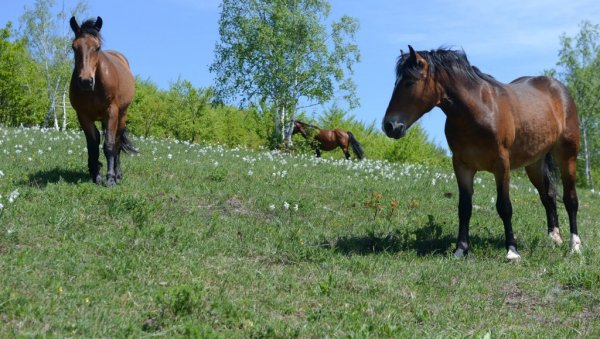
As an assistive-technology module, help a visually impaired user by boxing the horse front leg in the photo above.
[78,115,102,184]
[103,105,119,187]
[453,157,475,258]
[494,157,520,260]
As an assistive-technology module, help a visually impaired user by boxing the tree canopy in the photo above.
[210,0,360,144]
[551,21,600,188]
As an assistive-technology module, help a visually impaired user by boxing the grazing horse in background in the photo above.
[382,46,581,260]
[69,16,136,186]
[292,120,364,160]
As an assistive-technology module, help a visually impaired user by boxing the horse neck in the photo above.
[435,69,494,118]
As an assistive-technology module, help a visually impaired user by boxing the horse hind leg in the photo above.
[525,155,562,246]
[114,129,123,183]
[342,146,351,160]
[339,139,351,160]
[555,145,581,253]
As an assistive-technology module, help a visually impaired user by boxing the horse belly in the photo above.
[510,107,563,167]
[509,130,558,168]
[318,140,338,151]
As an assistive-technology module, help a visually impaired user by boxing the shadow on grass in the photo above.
[323,217,505,257]
[19,167,89,187]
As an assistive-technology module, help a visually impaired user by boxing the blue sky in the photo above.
[2,0,600,150]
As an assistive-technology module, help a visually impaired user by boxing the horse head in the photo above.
[382,45,440,139]
[70,16,103,91]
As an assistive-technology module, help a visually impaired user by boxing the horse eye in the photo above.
[405,80,415,88]
[95,46,100,52]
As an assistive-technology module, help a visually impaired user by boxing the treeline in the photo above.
[127,77,448,167]
[0,14,448,167]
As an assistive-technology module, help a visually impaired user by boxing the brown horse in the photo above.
[292,120,364,160]
[382,46,581,260]
[69,16,136,186]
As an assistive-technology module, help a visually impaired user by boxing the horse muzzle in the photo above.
[382,118,407,139]
[78,76,95,91]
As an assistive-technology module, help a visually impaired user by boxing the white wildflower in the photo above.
[269,204,276,210]
[283,201,290,210]
[167,154,173,159]
[293,204,299,211]
[247,170,253,176]
[8,189,19,203]
[0,170,4,177]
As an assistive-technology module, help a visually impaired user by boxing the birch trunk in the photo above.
[61,86,67,130]
[582,125,594,189]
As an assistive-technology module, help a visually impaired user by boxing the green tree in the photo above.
[210,0,360,146]
[552,21,600,189]
[165,79,212,142]
[18,0,88,130]
[127,77,169,138]
[0,22,46,126]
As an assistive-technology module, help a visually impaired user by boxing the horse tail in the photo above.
[121,128,138,154]
[347,132,364,160]
[544,152,560,199]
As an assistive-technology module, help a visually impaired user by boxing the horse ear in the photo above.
[94,16,103,31]
[408,45,416,59]
[69,16,80,35]
[408,45,426,69]
[400,49,405,58]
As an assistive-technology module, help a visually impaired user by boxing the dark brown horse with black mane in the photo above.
[382,46,581,260]
[292,120,364,160]
[69,16,136,186]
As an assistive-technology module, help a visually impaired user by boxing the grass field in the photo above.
[1,126,599,337]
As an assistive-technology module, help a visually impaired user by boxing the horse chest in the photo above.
[445,119,499,171]
[70,89,112,120]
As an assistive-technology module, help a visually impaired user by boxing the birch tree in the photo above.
[18,0,88,130]
[210,0,360,146]
[554,21,600,189]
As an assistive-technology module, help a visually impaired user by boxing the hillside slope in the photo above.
[1,126,599,337]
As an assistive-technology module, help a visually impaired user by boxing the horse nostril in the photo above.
[78,77,94,90]
[384,121,394,134]
[383,119,406,139]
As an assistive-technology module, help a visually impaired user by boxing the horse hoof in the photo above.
[506,247,521,261]
[453,247,468,258]
[106,178,117,187]
[548,228,563,246]
[570,234,582,254]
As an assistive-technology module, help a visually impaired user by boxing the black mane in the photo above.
[79,19,102,39]
[396,48,500,86]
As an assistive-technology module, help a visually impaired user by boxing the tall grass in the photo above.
[1,126,599,337]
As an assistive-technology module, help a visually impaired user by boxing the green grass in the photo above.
[1,126,599,337]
